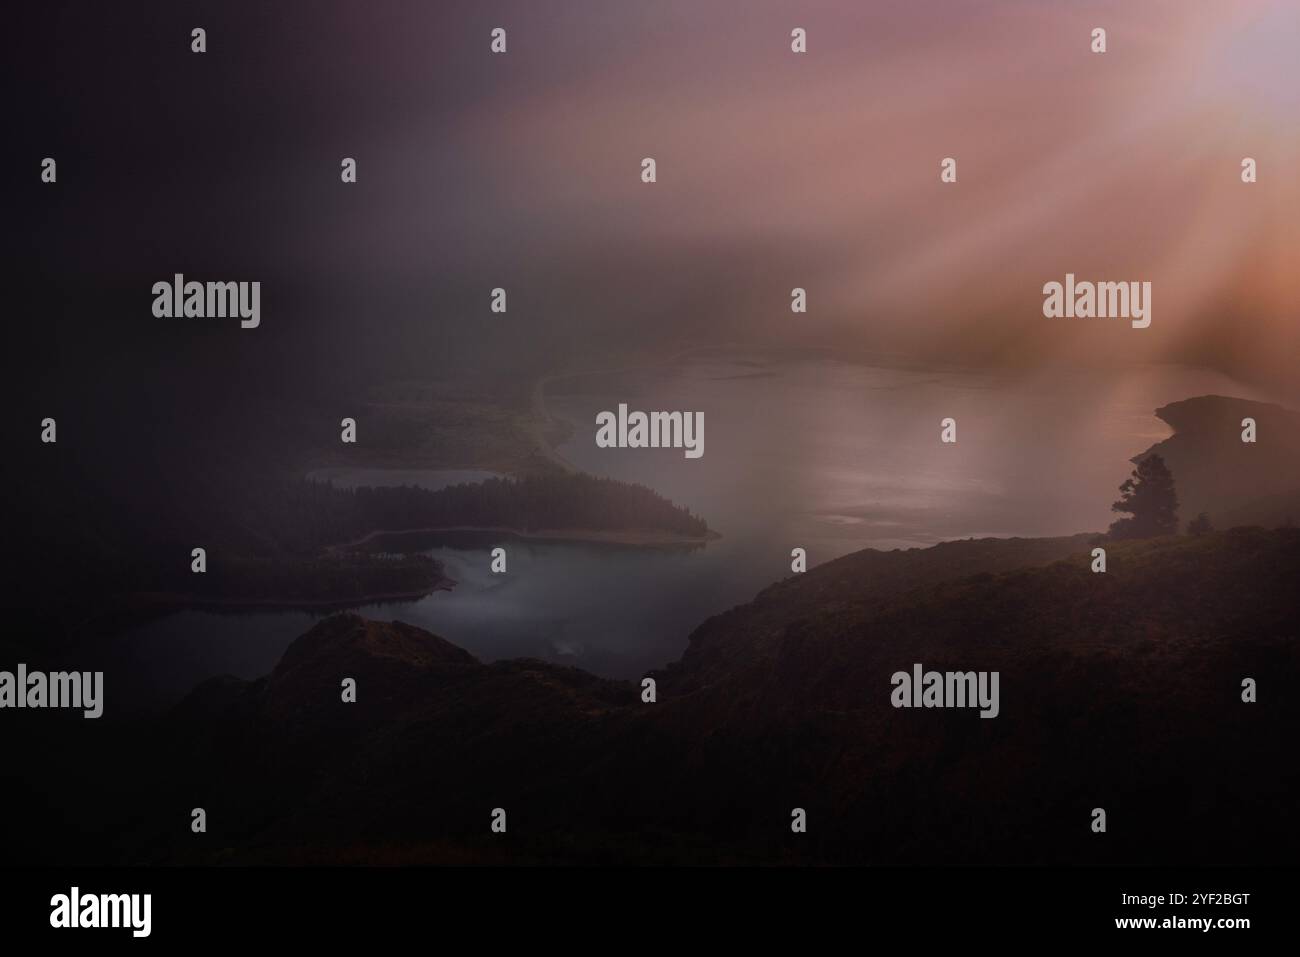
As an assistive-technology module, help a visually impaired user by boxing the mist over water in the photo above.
[103,354,1273,703]
[549,353,1273,551]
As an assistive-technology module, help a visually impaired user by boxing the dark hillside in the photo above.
[13,528,1297,865]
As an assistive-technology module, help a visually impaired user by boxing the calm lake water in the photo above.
[101,353,1273,708]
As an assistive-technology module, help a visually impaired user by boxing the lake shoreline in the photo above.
[78,574,456,633]
[93,521,719,626]
[334,524,722,552]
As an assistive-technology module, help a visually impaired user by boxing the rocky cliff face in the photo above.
[1138,395,1300,526]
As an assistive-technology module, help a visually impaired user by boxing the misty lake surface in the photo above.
[106,352,1274,707]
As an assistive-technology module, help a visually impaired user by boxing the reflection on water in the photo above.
[106,354,1273,705]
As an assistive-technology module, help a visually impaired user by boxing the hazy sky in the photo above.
[436,0,1299,387]
[12,0,1300,404]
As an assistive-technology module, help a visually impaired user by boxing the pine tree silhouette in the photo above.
[1108,453,1179,539]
